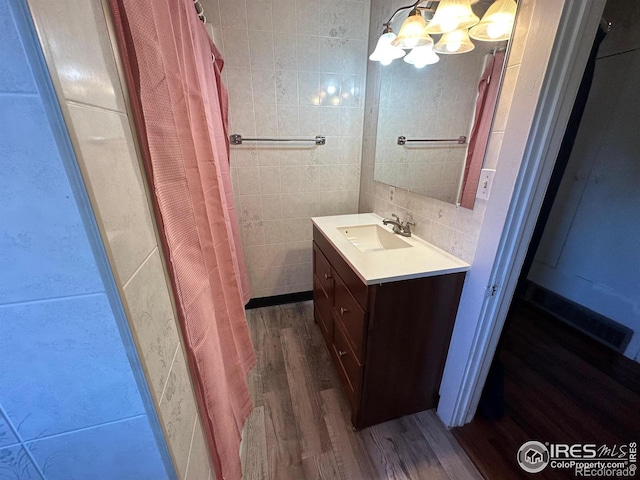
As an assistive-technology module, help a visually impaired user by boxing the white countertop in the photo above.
[312,213,470,285]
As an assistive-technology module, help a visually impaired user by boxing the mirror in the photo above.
[371,0,515,208]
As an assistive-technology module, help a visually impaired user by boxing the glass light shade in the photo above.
[404,45,440,68]
[391,11,432,49]
[469,0,517,41]
[369,32,406,65]
[433,29,475,54]
[424,0,479,35]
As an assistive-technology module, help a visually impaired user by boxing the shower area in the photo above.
[2,0,254,478]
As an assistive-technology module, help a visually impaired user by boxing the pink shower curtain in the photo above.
[460,52,505,209]
[108,1,254,478]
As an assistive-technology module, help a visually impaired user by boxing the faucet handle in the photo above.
[404,221,415,235]
[391,213,400,223]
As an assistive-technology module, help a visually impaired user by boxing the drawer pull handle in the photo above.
[340,307,349,315]
[324,273,332,280]
[338,350,347,357]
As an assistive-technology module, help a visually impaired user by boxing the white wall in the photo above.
[202,0,370,298]
[528,0,640,360]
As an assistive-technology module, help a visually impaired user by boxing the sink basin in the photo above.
[337,224,412,253]
[313,214,470,284]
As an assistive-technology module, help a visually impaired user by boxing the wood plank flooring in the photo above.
[241,301,482,480]
[452,302,640,480]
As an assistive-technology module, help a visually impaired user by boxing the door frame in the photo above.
[437,0,607,427]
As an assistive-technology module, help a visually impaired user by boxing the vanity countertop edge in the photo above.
[311,213,470,285]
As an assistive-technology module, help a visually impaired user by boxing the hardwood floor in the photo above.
[241,301,482,480]
[452,302,640,480]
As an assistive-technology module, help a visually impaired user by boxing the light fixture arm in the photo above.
[382,1,436,30]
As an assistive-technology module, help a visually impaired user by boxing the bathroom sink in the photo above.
[337,224,412,253]
[313,214,470,284]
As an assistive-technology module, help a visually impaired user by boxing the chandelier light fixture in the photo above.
[368,27,407,65]
[433,28,475,54]
[369,0,517,67]
[424,0,479,35]
[469,0,517,41]
[391,8,433,49]
[403,44,440,68]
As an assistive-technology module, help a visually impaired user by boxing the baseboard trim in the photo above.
[245,291,313,310]
[524,281,633,353]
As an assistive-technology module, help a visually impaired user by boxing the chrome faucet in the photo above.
[382,214,415,237]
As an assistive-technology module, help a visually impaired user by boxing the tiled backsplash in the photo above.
[204,0,370,298]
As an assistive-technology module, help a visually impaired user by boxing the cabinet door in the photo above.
[313,243,334,347]
[332,274,367,364]
[313,242,334,297]
[331,315,363,414]
[313,275,333,346]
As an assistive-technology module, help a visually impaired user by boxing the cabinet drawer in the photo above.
[313,228,368,309]
[333,275,366,363]
[313,275,333,347]
[332,317,362,413]
[313,243,334,297]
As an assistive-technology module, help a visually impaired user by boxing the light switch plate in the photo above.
[476,168,496,200]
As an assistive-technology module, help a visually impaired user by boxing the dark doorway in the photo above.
[453,2,640,478]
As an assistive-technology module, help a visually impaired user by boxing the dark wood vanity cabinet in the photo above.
[312,225,465,429]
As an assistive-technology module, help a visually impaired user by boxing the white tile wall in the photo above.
[29,0,214,477]
[204,0,370,298]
